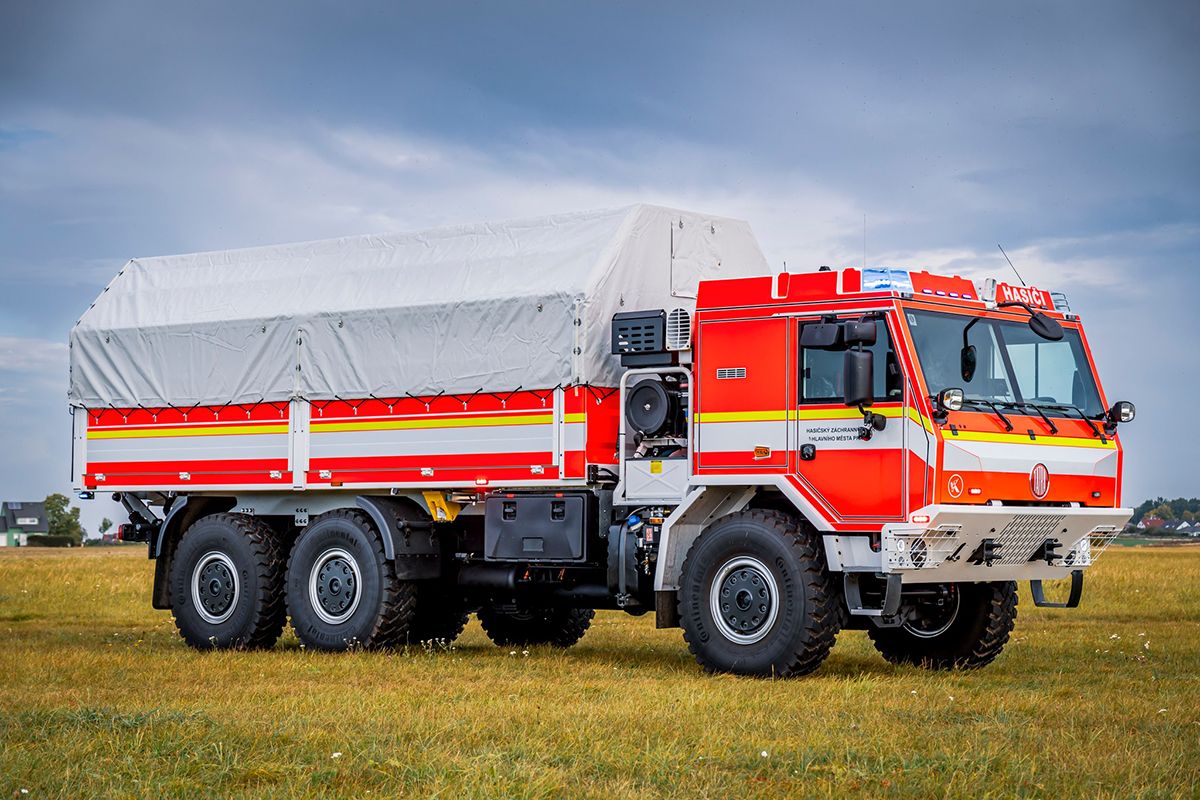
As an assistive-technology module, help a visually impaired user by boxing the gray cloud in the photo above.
[0,1,1196,529]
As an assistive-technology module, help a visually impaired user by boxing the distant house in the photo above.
[0,501,49,547]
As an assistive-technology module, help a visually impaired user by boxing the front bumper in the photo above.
[824,504,1131,584]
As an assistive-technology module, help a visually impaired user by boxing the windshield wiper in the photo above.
[961,398,1014,432]
[1039,403,1107,442]
[998,401,1059,435]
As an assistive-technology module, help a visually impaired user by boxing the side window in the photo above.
[800,319,902,403]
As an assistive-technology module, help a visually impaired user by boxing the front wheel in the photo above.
[678,510,840,677]
[868,581,1018,670]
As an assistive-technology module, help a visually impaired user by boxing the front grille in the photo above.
[994,513,1067,564]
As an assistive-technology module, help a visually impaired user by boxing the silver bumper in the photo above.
[824,505,1131,584]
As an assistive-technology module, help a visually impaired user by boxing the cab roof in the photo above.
[697,267,1067,315]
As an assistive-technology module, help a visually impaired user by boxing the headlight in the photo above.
[938,387,964,412]
[1110,400,1135,423]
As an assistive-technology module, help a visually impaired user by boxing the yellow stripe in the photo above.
[904,406,937,435]
[311,413,554,433]
[947,429,1116,449]
[694,410,791,423]
[697,407,917,424]
[87,423,288,440]
[564,413,587,424]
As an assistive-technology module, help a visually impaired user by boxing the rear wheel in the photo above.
[868,581,1018,670]
[678,509,839,677]
[169,513,286,650]
[286,510,416,650]
[478,605,594,648]
[408,585,469,646]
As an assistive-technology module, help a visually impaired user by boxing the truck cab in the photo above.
[613,266,1132,674]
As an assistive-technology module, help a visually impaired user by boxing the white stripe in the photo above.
[88,434,288,461]
[943,440,1118,477]
[563,423,585,451]
[310,423,554,458]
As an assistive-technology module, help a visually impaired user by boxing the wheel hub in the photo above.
[309,548,362,625]
[191,551,240,625]
[709,556,780,645]
[902,585,961,639]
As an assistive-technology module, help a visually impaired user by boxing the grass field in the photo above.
[1,547,1198,798]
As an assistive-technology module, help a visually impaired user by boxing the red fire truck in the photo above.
[71,205,1135,676]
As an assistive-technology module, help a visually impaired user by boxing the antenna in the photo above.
[997,244,1026,286]
[863,214,867,270]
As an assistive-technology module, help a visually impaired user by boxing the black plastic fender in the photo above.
[355,496,441,579]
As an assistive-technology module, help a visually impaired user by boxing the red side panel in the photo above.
[84,403,292,489]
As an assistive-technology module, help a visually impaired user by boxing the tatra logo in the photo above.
[1030,463,1050,499]
[947,474,964,498]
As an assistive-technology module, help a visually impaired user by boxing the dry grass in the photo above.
[1,546,1198,798]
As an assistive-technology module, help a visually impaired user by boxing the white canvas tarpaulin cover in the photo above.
[69,205,770,408]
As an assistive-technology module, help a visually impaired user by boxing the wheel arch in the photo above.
[151,495,237,609]
[654,477,832,595]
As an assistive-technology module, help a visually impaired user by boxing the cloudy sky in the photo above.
[1,2,1197,533]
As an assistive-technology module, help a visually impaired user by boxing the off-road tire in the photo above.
[286,509,417,651]
[678,509,840,678]
[868,581,1018,670]
[169,513,286,650]
[408,585,470,646]
[477,606,594,648]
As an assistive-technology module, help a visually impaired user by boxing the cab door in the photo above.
[695,316,790,472]
[793,315,906,521]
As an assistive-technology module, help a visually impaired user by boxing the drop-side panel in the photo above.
[81,404,293,490]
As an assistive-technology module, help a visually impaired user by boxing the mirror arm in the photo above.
[962,316,981,350]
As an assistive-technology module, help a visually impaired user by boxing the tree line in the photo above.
[1131,497,1200,525]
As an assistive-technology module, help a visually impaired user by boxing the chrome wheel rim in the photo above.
[309,547,362,625]
[709,556,779,645]
[192,551,239,624]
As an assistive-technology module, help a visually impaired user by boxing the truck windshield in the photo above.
[905,309,1104,418]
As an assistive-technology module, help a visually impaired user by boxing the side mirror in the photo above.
[800,322,844,350]
[960,344,977,382]
[842,319,877,346]
[1029,312,1064,342]
[843,348,874,407]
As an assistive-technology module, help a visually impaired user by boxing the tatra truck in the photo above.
[70,205,1136,677]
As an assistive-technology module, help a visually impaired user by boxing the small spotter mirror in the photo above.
[1029,311,1064,342]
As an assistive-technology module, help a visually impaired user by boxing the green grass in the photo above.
[1,547,1198,798]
